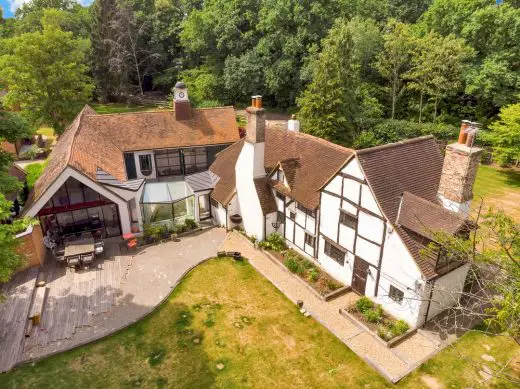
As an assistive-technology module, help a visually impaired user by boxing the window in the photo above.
[155,149,182,176]
[183,147,207,174]
[139,154,153,176]
[297,203,316,218]
[289,211,296,220]
[389,285,404,304]
[324,240,345,265]
[277,169,285,182]
[277,211,285,223]
[210,197,219,208]
[275,191,285,201]
[339,210,357,229]
[305,233,315,248]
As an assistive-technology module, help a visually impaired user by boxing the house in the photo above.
[22,82,240,238]
[209,96,482,327]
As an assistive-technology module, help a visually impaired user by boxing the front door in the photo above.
[198,194,211,220]
[352,256,369,295]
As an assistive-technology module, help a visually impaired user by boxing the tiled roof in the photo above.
[265,128,353,209]
[356,136,469,279]
[25,105,239,214]
[279,158,300,189]
[254,177,278,215]
[209,126,354,210]
[209,139,244,205]
[397,191,468,240]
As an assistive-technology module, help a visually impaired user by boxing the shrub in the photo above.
[391,320,409,336]
[377,325,393,341]
[184,218,198,230]
[259,233,287,252]
[284,257,300,274]
[301,258,315,270]
[25,161,48,190]
[143,224,167,242]
[308,268,320,282]
[355,296,373,314]
[363,308,382,323]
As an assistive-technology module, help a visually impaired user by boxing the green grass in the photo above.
[473,165,520,221]
[0,258,518,388]
[90,103,163,114]
[474,165,520,199]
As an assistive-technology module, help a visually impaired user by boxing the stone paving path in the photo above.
[220,231,440,382]
[20,227,227,363]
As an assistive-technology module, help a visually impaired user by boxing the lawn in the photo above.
[0,258,518,388]
[90,103,164,114]
[472,164,520,221]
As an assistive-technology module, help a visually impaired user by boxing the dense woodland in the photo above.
[0,1,519,154]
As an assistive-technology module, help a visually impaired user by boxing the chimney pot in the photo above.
[458,120,470,144]
[251,96,257,108]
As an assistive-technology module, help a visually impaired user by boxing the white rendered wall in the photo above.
[376,225,425,326]
[438,194,471,215]
[212,202,227,228]
[424,263,470,323]
[235,142,266,240]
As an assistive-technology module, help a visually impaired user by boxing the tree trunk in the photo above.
[419,90,423,123]
[391,74,397,120]
[433,95,438,123]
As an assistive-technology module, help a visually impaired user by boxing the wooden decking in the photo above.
[0,268,38,373]
[24,241,133,351]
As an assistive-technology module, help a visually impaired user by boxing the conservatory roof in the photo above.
[141,179,194,204]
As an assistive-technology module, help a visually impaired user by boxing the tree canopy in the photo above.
[0,9,94,135]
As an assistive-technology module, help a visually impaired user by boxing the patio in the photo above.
[0,227,228,369]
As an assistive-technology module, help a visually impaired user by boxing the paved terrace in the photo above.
[220,231,442,383]
[0,228,227,371]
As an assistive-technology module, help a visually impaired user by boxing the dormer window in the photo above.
[139,154,153,176]
[277,169,285,183]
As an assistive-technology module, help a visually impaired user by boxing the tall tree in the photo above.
[297,18,360,145]
[0,9,94,135]
[106,1,161,96]
[407,32,473,122]
[374,20,414,119]
[486,103,520,166]
[90,0,119,101]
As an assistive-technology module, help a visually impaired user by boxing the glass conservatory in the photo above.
[141,180,195,227]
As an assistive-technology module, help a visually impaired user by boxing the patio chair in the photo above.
[67,255,80,267]
[54,254,66,264]
[94,241,104,255]
[81,253,94,266]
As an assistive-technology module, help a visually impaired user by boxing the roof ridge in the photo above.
[66,105,95,166]
[268,126,354,154]
[86,105,235,117]
[356,135,435,155]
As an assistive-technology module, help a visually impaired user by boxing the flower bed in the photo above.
[139,219,199,246]
[346,296,410,342]
[259,233,344,296]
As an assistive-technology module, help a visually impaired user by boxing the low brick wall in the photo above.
[15,224,46,271]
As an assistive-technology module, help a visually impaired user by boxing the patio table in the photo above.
[64,237,95,258]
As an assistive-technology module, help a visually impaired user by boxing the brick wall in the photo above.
[16,224,46,271]
[438,143,483,204]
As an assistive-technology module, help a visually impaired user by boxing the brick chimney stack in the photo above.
[174,81,192,120]
[245,95,266,144]
[437,120,483,214]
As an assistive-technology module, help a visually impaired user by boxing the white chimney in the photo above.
[288,114,300,132]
